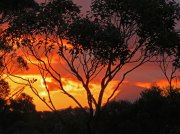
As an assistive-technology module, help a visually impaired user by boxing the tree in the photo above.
[2,0,180,133]
[65,0,180,118]
[3,0,81,112]
[10,93,36,113]
[0,0,36,78]
[0,0,36,103]
[0,79,10,112]
[0,79,36,113]
[0,0,38,24]
[158,54,179,94]
[0,79,10,99]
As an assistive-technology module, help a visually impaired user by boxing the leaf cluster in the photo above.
[92,0,180,66]
[66,18,130,64]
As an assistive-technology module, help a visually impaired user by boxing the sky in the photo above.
[5,0,179,111]
[9,47,178,111]
[9,46,179,111]
[37,0,91,11]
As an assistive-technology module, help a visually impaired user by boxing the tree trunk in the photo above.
[86,110,102,134]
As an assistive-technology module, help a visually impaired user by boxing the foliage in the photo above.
[0,0,38,23]
[0,87,180,134]
[92,0,180,67]
[10,93,36,113]
[65,18,129,64]
[0,79,10,99]
[0,1,33,117]
[0,77,36,113]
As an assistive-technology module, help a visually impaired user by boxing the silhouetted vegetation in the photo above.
[0,86,180,134]
[0,0,180,133]
[0,79,37,134]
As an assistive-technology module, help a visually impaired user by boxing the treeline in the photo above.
[0,86,180,134]
[0,79,36,113]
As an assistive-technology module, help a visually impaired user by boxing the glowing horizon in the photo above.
[3,40,179,111]
[5,70,180,111]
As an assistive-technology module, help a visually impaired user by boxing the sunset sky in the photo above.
[5,0,180,111]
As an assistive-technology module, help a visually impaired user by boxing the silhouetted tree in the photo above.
[1,0,180,133]
[0,79,10,112]
[0,98,6,112]
[0,78,36,114]
[3,0,81,112]
[0,0,38,24]
[158,54,179,94]
[0,79,10,99]
[0,0,33,107]
[135,86,180,134]
[10,93,36,113]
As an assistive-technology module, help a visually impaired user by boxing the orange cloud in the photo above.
[5,73,119,111]
[5,36,179,111]
[136,79,180,89]
[136,82,152,89]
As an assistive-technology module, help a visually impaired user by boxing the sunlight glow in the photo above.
[39,91,48,97]
[136,80,180,89]
[5,74,119,111]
